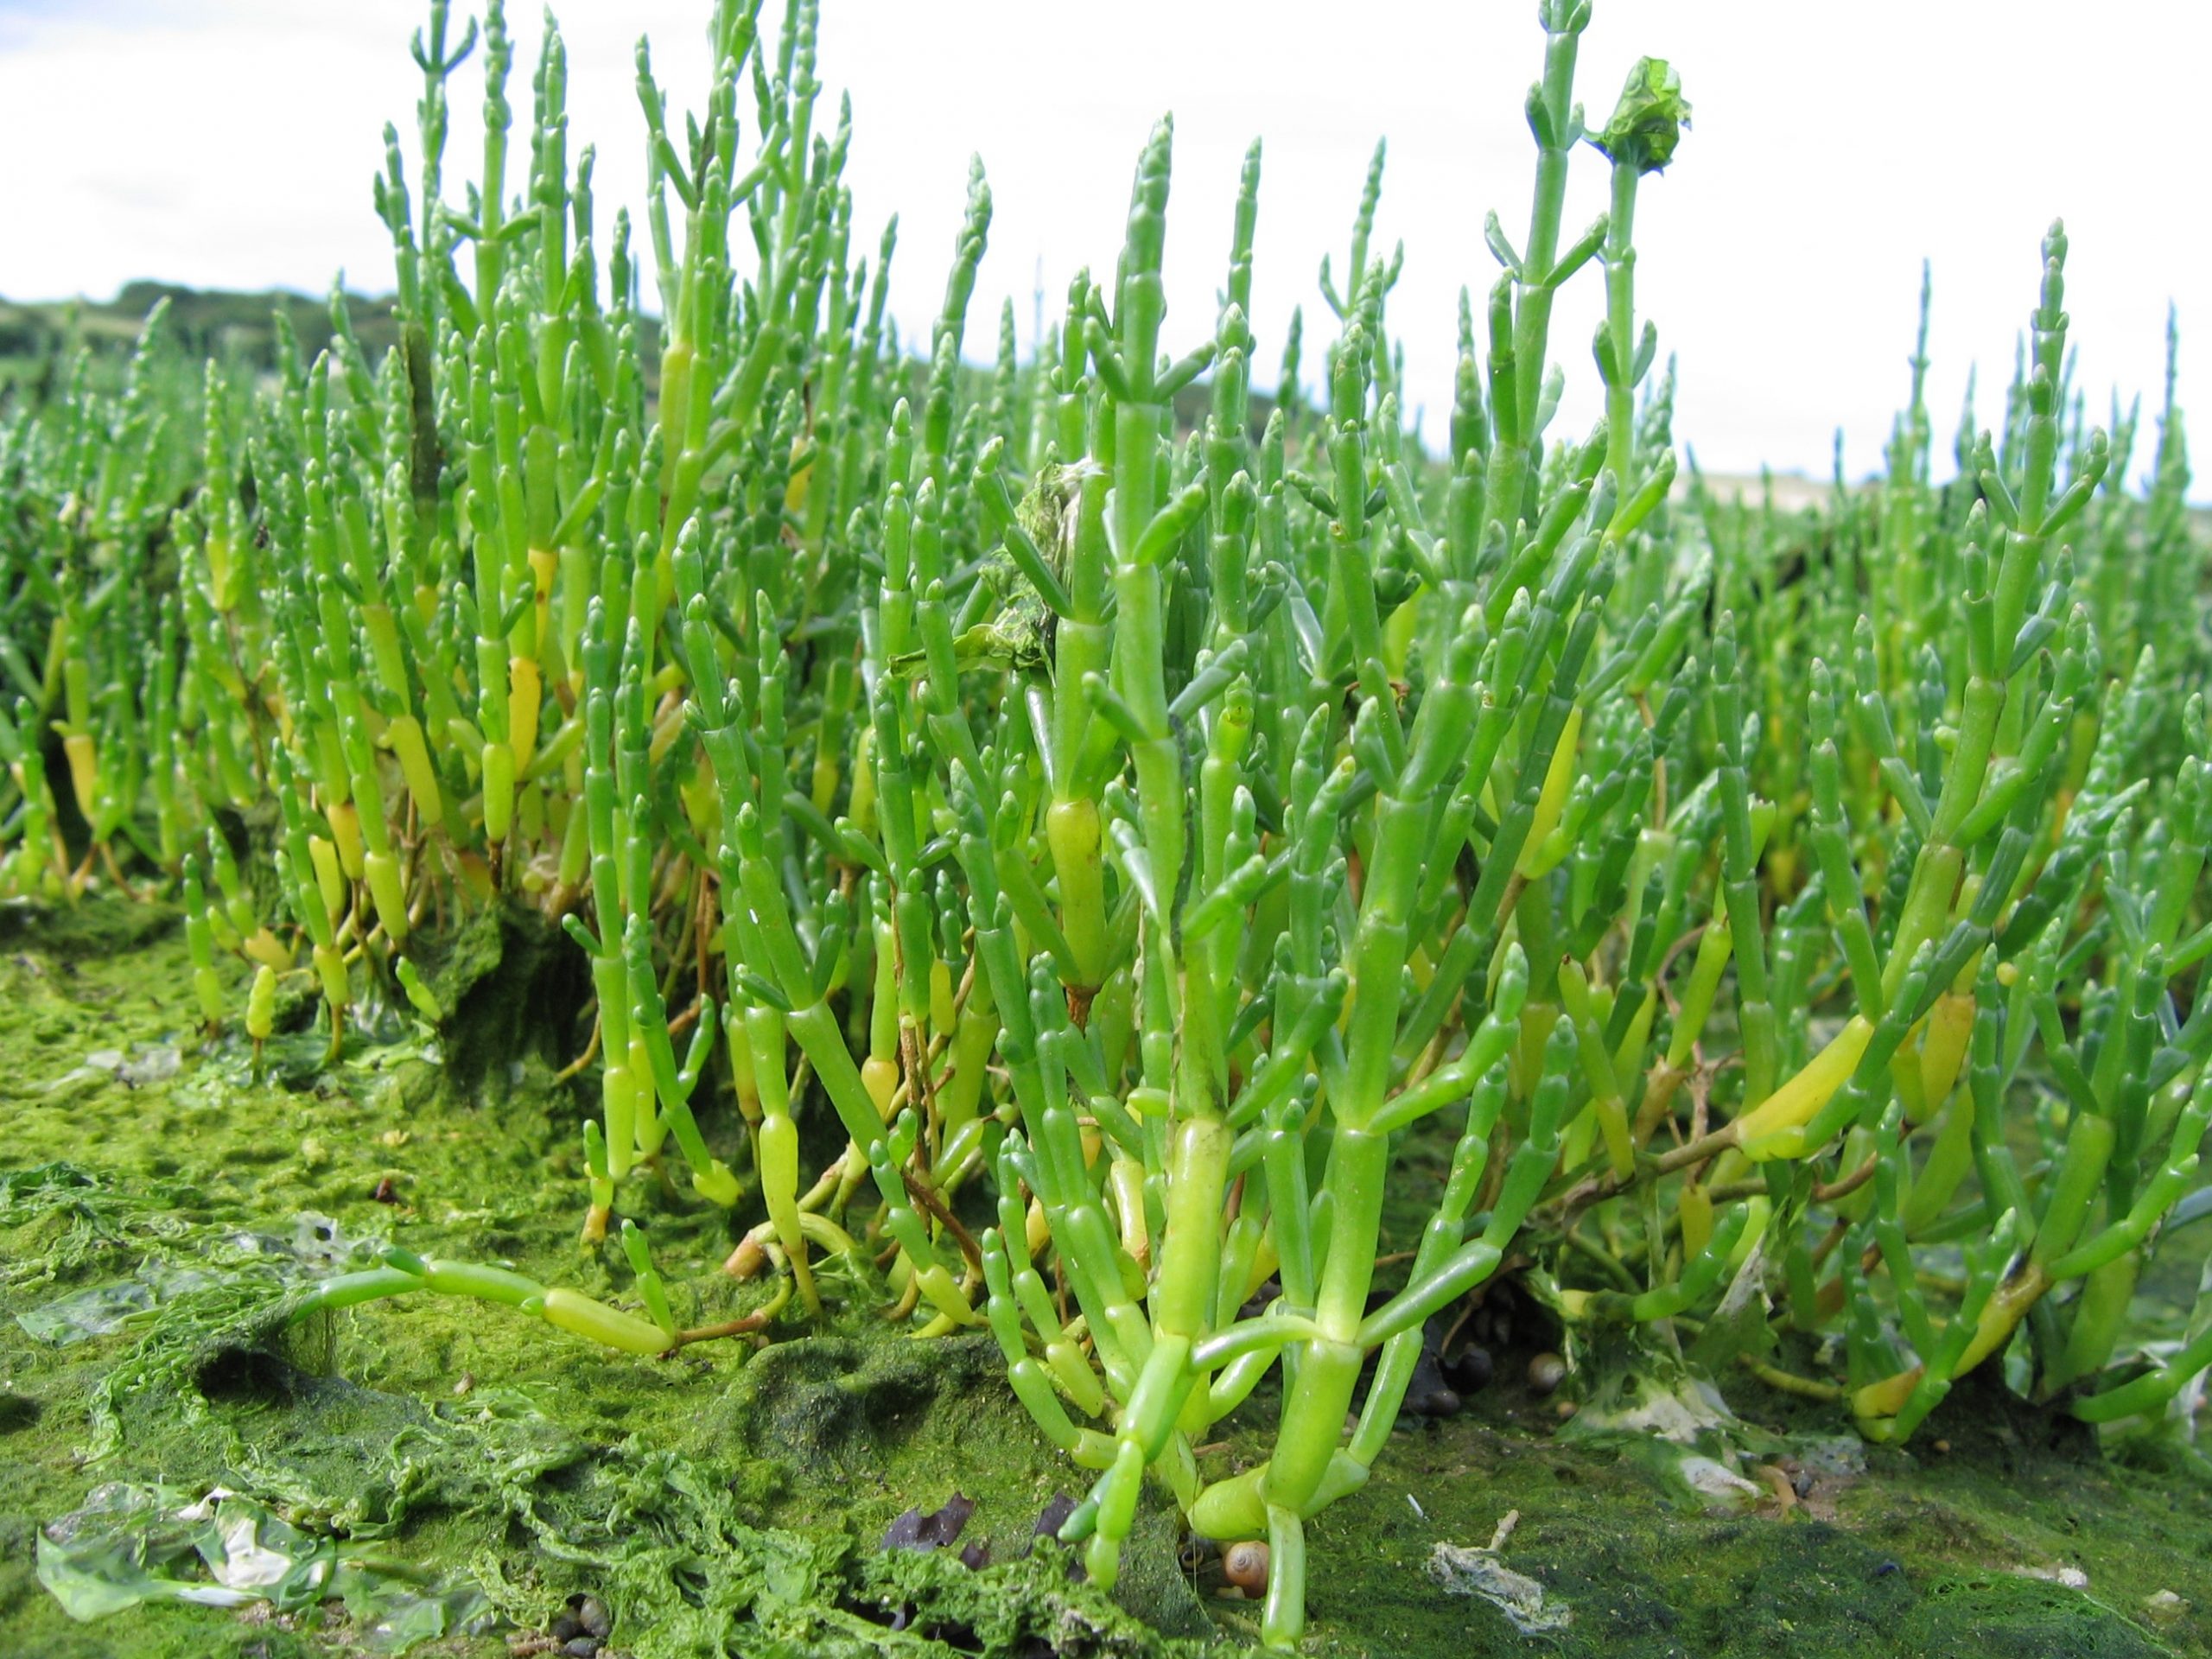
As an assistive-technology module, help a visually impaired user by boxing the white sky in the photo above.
[2,0,2208,490]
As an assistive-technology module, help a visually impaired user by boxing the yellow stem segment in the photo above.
[1732,1014,1874,1160]
[1516,706,1584,880]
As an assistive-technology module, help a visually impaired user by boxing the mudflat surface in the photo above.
[1,898,2206,1657]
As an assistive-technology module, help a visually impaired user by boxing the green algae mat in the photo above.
[3,899,2206,1659]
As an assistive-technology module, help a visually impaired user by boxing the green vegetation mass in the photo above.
[1,0,2209,1652]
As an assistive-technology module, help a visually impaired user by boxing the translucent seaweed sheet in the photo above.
[37,1482,492,1650]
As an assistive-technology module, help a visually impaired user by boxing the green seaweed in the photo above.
[3,902,2207,1657]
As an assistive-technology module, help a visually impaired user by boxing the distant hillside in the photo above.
[0,282,401,391]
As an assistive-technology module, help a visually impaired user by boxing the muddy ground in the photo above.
[1,897,2205,1658]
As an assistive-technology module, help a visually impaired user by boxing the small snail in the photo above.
[1223,1540,1271,1595]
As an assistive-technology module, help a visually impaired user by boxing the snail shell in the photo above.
[1223,1540,1271,1594]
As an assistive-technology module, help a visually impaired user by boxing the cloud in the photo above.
[1,0,2204,488]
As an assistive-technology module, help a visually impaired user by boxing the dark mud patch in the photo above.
[408,899,592,1098]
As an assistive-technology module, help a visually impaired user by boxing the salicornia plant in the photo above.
[1,0,2209,1646]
